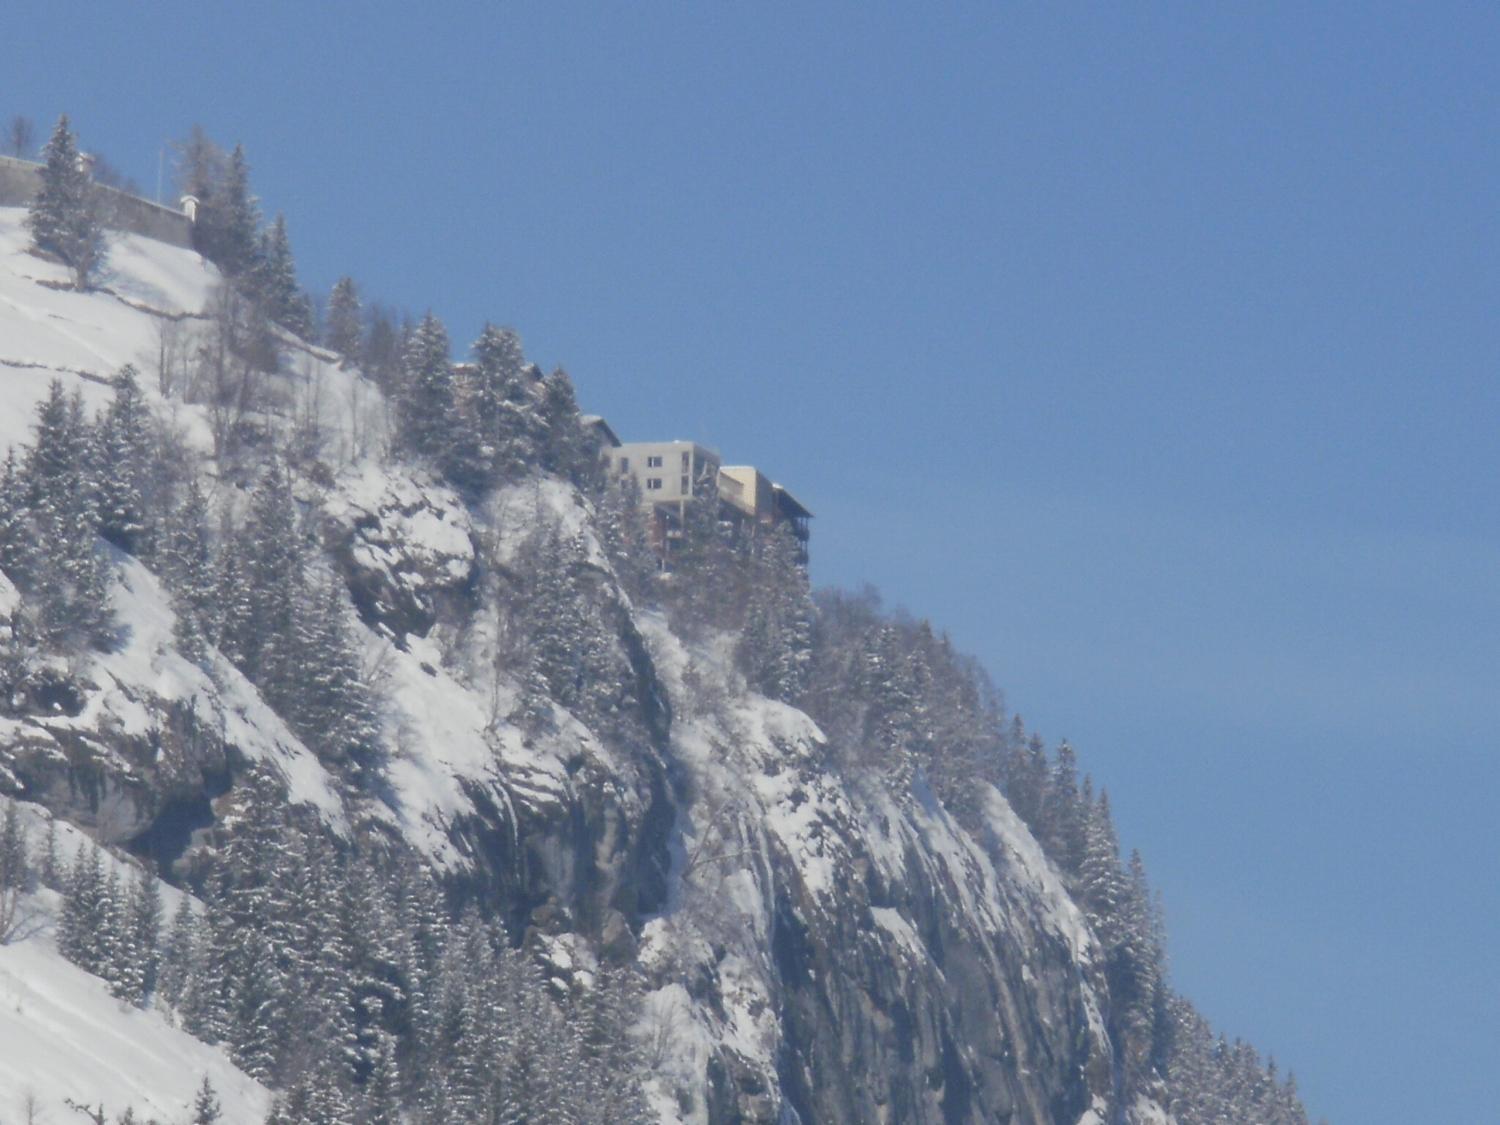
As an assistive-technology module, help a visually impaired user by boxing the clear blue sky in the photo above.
[12,4,1500,1120]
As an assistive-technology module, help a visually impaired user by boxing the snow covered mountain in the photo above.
[0,203,1308,1124]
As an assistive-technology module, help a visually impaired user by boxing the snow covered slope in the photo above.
[0,207,380,467]
[0,208,211,448]
[0,935,270,1124]
[0,806,268,1123]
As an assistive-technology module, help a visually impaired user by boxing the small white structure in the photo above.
[179,194,200,223]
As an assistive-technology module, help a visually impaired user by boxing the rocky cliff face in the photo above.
[308,464,1133,1123]
[0,208,1163,1124]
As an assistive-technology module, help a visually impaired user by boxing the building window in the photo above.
[680,475,690,493]
[647,455,663,468]
[619,457,629,472]
[681,451,690,469]
[646,478,663,490]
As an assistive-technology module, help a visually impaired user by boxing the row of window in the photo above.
[618,451,697,499]
[619,452,693,472]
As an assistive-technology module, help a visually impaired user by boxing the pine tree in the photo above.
[361,1033,402,1124]
[853,624,923,795]
[60,840,108,974]
[1080,791,1129,948]
[396,313,456,469]
[253,214,313,337]
[459,323,534,487]
[537,366,592,486]
[274,833,353,1065]
[391,857,445,1086]
[667,463,739,629]
[739,524,813,702]
[1045,741,1088,878]
[27,380,86,504]
[178,904,221,1042]
[216,144,262,279]
[520,527,589,712]
[336,855,404,1081]
[102,863,144,1002]
[575,963,651,1121]
[292,579,380,782]
[0,799,29,893]
[178,126,229,262]
[162,475,218,661]
[1113,847,1167,1083]
[95,365,155,554]
[228,927,284,1081]
[195,772,296,1053]
[234,457,305,700]
[360,305,406,395]
[290,1061,356,1125]
[213,519,255,670]
[38,815,59,889]
[159,892,197,1009]
[25,381,111,650]
[127,867,162,1003]
[0,448,36,588]
[434,908,493,1119]
[1001,724,1050,833]
[26,114,106,287]
[189,1076,222,1125]
[595,472,655,599]
[324,277,362,360]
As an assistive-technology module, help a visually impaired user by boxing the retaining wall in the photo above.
[0,154,193,249]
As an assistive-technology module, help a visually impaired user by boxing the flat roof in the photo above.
[771,484,813,519]
[581,414,621,447]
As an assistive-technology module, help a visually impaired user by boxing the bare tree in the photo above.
[289,353,327,464]
[680,794,754,883]
[63,1100,107,1125]
[152,317,190,397]
[345,363,371,464]
[0,881,21,942]
[87,154,140,196]
[641,988,695,1070]
[189,285,279,458]
[6,115,35,158]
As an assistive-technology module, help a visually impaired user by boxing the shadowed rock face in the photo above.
[439,720,1115,1123]
[322,470,479,644]
[1,687,232,849]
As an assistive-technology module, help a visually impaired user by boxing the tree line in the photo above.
[2,791,650,1125]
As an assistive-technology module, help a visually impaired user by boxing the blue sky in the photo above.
[10,3,1500,1119]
